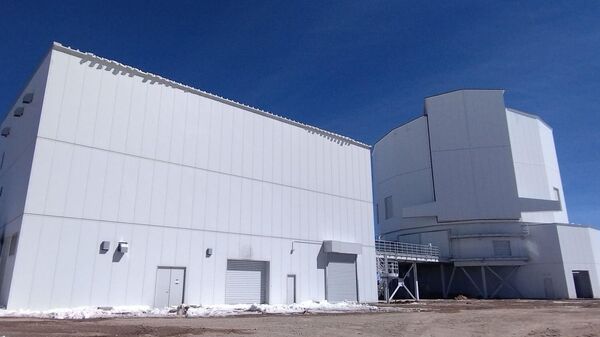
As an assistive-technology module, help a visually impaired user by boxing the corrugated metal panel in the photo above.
[225,260,268,304]
[326,253,357,302]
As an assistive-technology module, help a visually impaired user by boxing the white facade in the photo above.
[0,43,377,310]
[373,89,599,299]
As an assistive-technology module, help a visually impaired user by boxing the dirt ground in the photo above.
[1,299,599,337]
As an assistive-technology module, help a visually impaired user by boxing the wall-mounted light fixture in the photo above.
[117,242,129,253]
[100,241,110,253]
[206,248,213,257]
[1,127,11,137]
[13,107,24,117]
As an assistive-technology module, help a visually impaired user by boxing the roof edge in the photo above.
[424,88,505,100]
[506,107,552,130]
[51,42,370,149]
[373,115,427,147]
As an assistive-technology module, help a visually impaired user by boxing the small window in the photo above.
[384,196,394,220]
[493,240,512,257]
[22,93,34,104]
[0,186,3,197]
[8,233,19,256]
[375,204,379,224]
[0,152,4,169]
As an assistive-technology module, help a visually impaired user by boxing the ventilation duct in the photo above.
[13,107,24,117]
[22,93,34,104]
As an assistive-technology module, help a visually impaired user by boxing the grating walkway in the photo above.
[375,240,440,262]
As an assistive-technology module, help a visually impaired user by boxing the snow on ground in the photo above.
[186,301,379,317]
[0,301,380,320]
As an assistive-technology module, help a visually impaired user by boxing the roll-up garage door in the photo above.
[326,253,358,302]
[225,260,268,304]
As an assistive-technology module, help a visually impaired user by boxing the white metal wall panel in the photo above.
[425,90,521,222]
[326,253,358,302]
[225,260,268,304]
[5,46,378,310]
[507,110,569,223]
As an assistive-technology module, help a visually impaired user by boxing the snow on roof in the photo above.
[51,42,369,149]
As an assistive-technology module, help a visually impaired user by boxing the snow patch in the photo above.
[186,301,378,317]
[0,301,378,320]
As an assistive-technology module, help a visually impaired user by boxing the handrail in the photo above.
[375,239,440,260]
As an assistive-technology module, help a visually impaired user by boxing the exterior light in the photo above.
[100,241,110,253]
[117,242,129,253]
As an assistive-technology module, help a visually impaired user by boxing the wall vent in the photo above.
[22,93,34,104]
[1,127,10,137]
[493,240,512,257]
[13,107,24,117]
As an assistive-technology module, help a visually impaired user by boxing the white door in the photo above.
[225,260,268,304]
[169,268,185,306]
[326,253,358,302]
[154,267,185,308]
[286,275,296,304]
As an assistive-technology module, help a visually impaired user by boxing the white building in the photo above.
[0,43,377,310]
[373,89,600,299]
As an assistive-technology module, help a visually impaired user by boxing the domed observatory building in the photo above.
[373,89,600,299]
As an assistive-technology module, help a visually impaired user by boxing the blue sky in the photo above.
[1,1,598,226]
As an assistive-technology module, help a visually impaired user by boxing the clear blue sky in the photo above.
[1,1,598,226]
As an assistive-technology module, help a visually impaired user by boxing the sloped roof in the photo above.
[52,42,369,148]
[506,107,552,130]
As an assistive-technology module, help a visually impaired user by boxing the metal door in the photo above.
[286,275,296,304]
[573,270,593,298]
[225,260,268,304]
[169,268,185,306]
[543,277,555,299]
[154,267,185,308]
[326,253,358,302]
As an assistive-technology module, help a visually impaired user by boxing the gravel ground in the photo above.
[0,299,599,337]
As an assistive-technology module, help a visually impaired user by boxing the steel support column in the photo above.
[413,262,420,301]
[384,255,390,302]
[388,263,416,301]
[440,264,447,299]
[481,266,488,299]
